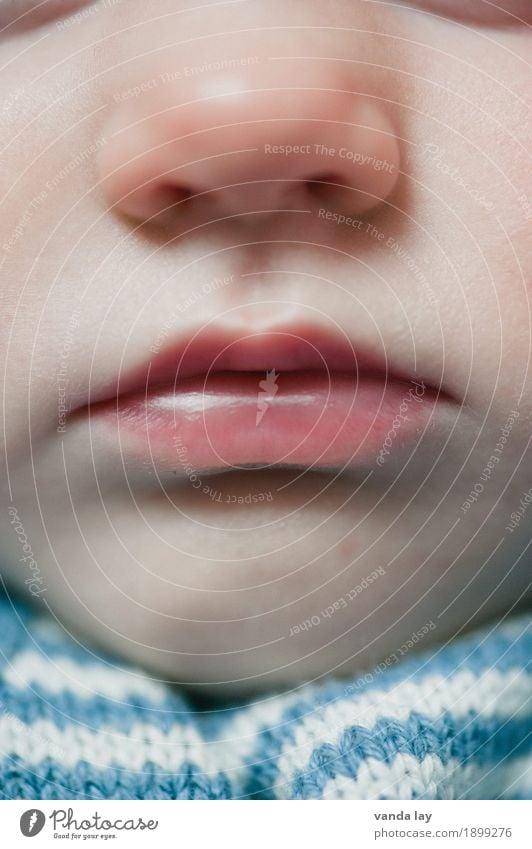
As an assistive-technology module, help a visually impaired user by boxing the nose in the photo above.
[99,65,401,227]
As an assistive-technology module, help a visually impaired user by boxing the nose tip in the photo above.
[99,70,401,226]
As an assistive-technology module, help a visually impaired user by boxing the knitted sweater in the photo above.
[0,593,530,800]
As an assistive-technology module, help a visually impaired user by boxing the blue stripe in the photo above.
[0,757,234,800]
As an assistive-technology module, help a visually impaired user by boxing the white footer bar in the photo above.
[1,799,530,848]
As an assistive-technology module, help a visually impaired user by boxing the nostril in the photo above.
[306,173,344,200]
[166,184,194,204]
[148,183,194,219]
[307,173,342,188]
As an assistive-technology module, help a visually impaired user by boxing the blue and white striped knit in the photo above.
[0,592,530,800]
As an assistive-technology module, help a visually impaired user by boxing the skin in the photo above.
[0,0,531,695]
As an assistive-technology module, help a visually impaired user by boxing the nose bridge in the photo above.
[161,71,361,179]
[109,61,356,157]
[99,48,401,223]
[186,76,347,144]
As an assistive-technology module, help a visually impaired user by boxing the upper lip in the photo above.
[96,321,417,403]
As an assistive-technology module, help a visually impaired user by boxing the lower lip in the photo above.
[95,371,434,471]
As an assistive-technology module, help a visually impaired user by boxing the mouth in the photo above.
[84,323,443,474]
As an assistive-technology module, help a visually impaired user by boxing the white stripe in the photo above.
[274,668,532,795]
[322,753,454,800]
[0,715,222,775]
[4,650,171,703]
[0,695,306,777]
[2,649,304,777]
[4,643,302,757]
[0,706,303,782]
[316,752,532,800]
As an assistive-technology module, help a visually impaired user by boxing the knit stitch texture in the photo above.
[0,593,530,800]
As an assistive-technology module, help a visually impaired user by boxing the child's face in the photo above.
[1,0,531,693]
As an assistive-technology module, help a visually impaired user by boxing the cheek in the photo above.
[494,210,532,318]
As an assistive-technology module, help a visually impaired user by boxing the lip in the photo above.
[86,323,441,473]
[115,324,384,394]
